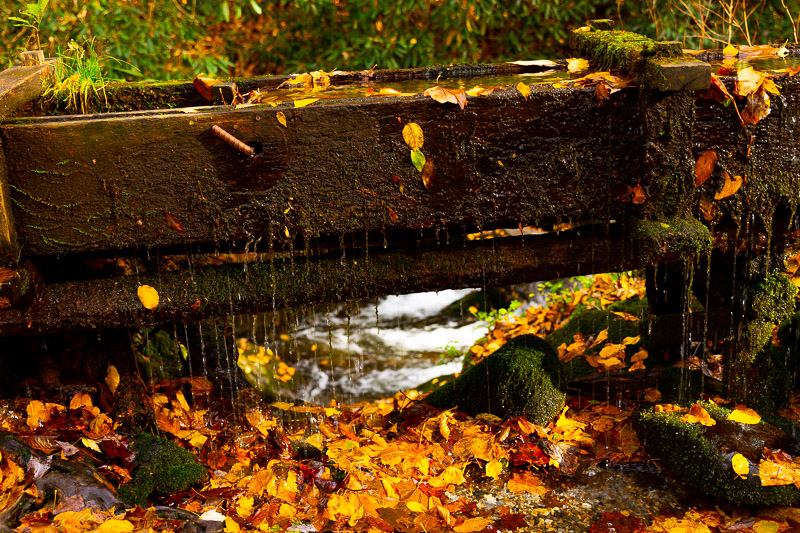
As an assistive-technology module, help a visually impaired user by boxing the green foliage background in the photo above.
[1,0,797,81]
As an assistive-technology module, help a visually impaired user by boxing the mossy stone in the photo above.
[118,433,207,508]
[424,334,565,425]
[546,303,647,380]
[634,403,800,506]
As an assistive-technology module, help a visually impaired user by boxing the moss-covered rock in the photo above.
[728,272,798,406]
[546,302,648,380]
[423,334,565,425]
[634,402,800,506]
[118,433,207,508]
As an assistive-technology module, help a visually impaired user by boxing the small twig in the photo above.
[781,0,799,43]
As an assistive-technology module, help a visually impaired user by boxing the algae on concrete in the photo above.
[424,334,566,425]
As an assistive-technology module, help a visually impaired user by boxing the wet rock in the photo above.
[423,334,565,425]
[634,402,800,506]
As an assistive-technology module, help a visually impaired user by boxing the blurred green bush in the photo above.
[1,0,797,81]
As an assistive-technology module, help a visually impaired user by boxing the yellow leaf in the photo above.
[590,329,609,347]
[759,458,800,486]
[294,98,319,108]
[105,365,120,395]
[714,170,743,200]
[81,437,101,453]
[752,520,781,533]
[278,503,295,517]
[622,335,640,345]
[406,501,427,513]
[137,285,159,310]
[723,43,739,57]
[732,453,749,476]
[736,67,763,97]
[485,458,504,480]
[598,344,624,358]
[224,516,240,533]
[516,82,531,100]
[69,392,93,410]
[276,111,287,127]
[428,465,465,487]
[270,401,294,411]
[567,58,590,73]
[402,123,424,150]
[727,405,761,424]
[454,517,493,533]
[95,519,134,533]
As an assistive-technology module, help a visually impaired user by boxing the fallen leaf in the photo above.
[727,405,761,424]
[137,285,159,310]
[387,207,398,223]
[736,67,764,97]
[732,453,750,476]
[454,517,493,533]
[403,123,424,150]
[714,170,743,200]
[105,365,120,395]
[294,98,319,108]
[567,58,590,73]
[411,149,426,172]
[276,111,287,127]
[644,388,661,402]
[631,184,645,204]
[95,519,134,533]
[466,86,494,96]
[695,150,717,187]
[421,160,435,189]
[423,86,467,109]
[681,404,716,426]
[516,82,531,100]
[26,400,50,429]
[723,44,739,57]
[406,501,427,513]
[165,211,185,234]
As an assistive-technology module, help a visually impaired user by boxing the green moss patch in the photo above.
[633,217,712,265]
[424,334,565,425]
[634,403,800,506]
[118,433,207,508]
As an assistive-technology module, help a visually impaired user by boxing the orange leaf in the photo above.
[137,284,159,310]
[714,170,743,200]
[695,150,717,187]
[421,160,435,189]
[454,518,493,533]
[516,82,531,100]
[680,404,716,426]
[631,184,646,204]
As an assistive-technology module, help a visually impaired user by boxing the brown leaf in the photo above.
[714,170,743,200]
[423,86,467,109]
[741,83,771,126]
[695,150,717,187]
[595,83,610,103]
[387,207,398,223]
[165,211,185,234]
[193,74,220,101]
[421,160,435,189]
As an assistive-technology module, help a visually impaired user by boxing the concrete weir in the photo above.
[0,20,799,337]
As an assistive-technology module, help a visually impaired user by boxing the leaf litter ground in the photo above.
[4,273,800,532]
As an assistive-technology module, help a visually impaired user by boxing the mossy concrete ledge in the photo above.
[424,334,566,424]
[632,217,713,265]
[570,21,710,91]
[634,402,800,506]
